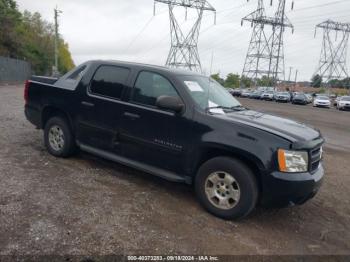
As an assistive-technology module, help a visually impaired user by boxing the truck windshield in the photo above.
[178,75,242,112]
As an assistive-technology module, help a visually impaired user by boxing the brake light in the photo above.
[24,80,30,104]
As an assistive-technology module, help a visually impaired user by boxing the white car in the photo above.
[337,96,350,111]
[313,96,331,108]
[261,91,275,101]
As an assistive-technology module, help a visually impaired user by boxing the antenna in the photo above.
[209,51,214,76]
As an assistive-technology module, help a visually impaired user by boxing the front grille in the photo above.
[310,147,322,173]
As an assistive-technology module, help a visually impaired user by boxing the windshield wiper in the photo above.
[231,105,247,111]
[206,105,246,113]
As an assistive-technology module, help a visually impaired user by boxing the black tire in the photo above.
[44,116,76,158]
[195,157,258,220]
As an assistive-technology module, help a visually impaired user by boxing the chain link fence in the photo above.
[0,56,32,83]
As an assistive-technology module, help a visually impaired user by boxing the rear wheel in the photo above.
[44,116,76,158]
[195,157,258,220]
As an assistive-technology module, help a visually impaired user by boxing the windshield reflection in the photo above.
[178,75,242,114]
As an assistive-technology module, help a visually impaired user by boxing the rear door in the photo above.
[77,65,130,153]
[119,71,191,174]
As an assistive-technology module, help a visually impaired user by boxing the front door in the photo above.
[119,71,190,175]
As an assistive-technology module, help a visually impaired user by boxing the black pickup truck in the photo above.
[25,60,324,220]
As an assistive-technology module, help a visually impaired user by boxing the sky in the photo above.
[16,0,350,81]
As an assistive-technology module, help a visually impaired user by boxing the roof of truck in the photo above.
[87,60,203,76]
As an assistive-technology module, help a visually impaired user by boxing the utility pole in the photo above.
[288,66,293,82]
[294,69,298,91]
[54,7,62,76]
[154,0,216,73]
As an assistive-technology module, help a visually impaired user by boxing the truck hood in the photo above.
[220,110,321,143]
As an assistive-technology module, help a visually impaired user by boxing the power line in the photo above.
[123,17,155,53]
[290,0,348,12]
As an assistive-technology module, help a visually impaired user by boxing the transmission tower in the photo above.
[314,20,350,82]
[242,0,293,86]
[241,0,271,82]
[154,0,216,73]
[268,0,293,83]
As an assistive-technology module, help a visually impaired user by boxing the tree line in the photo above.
[311,74,350,89]
[210,73,275,88]
[212,72,350,89]
[0,0,74,75]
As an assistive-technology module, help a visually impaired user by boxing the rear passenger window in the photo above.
[90,66,130,100]
[132,71,179,107]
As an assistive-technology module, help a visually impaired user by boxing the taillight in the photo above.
[24,80,30,104]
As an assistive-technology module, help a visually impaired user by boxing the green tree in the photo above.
[0,0,75,75]
[257,76,274,87]
[210,73,225,86]
[311,74,322,88]
[0,0,22,56]
[224,73,240,88]
[342,78,350,89]
[240,76,252,88]
[58,41,75,73]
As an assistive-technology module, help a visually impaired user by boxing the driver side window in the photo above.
[132,71,180,107]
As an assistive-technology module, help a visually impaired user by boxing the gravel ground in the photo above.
[0,85,349,256]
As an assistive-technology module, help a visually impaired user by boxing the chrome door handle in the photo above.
[81,101,95,107]
[124,112,140,119]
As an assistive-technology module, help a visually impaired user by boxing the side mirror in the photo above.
[156,95,184,113]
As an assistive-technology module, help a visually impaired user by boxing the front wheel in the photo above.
[195,157,258,220]
[44,116,77,158]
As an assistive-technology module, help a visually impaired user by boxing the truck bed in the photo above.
[30,76,58,85]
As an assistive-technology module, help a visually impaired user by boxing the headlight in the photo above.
[278,149,309,173]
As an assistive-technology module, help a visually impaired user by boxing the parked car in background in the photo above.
[227,88,234,94]
[305,94,313,104]
[251,90,263,99]
[291,92,302,99]
[231,89,242,97]
[261,91,275,101]
[241,90,251,98]
[313,96,331,108]
[337,96,350,111]
[292,94,308,105]
[275,92,291,103]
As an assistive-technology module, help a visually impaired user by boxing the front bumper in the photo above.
[293,100,307,104]
[263,96,274,100]
[315,103,330,107]
[260,164,324,207]
[276,98,289,102]
[339,104,350,110]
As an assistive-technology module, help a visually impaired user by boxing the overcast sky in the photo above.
[16,0,350,81]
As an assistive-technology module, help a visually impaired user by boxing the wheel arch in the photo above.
[192,145,266,193]
[41,106,74,132]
